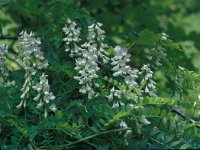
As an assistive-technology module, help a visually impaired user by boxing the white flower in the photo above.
[125,76,138,89]
[17,71,32,108]
[111,46,140,99]
[63,20,111,99]
[0,44,9,87]
[109,87,124,99]
[140,64,156,96]
[62,20,157,101]
[32,83,42,92]
[120,121,128,128]
[16,31,49,109]
[198,94,200,100]
[16,100,24,109]
[49,103,57,112]
[112,102,120,108]
[16,31,48,72]
[36,102,43,109]
[63,19,81,56]
[111,46,132,76]
[32,73,56,116]
[87,22,109,63]
[161,32,169,40]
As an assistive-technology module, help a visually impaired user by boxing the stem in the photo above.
[39,113,41,123]
[66,128,131,147]
[128,42,135,50]
[144,134,173,149]
[5,98,11,111]
[40,128,132,149]
[24,105,27,119]
[0,35,17,40]
[171,107,200,129]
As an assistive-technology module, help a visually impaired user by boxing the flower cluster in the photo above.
[63,19,82,57]
[16,71,32,108]
[74,50,100,99]
[33,73,56,117]
[150,45,167,66]
[16,31,50,109]
[87,22,109,64]
[15,31,48,74]
[0,44,9,86]
[147,33,168,66]
[63,20,157,101]
[111,46,132,76]
[106,86,125,102]
[63,19,110,99]
[110,46,139,100]
[0,44,15,87]
[140,64,156,96]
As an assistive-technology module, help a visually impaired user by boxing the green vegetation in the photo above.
[1,0,200,149]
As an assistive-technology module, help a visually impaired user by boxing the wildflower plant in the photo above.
[111,45,139,99]
[15,31,51,110]
[32,73,56,117]
[1,3,200,149]
[63,20,110,99]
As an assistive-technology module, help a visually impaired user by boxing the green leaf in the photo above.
[28,144,34,150]
[180,144,191,149]
[0,0,12,5]
[0,110,16,118]
[162,39,181,50]
[136,29,161,47]
[170,140,182,147]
